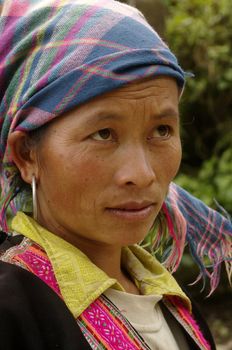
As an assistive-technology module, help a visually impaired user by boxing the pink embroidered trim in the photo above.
[15,244,60,295]
[80,297,148,350]
[165,296,211,350]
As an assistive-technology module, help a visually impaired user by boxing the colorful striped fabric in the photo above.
[166,184,232,294]
[0,0,231,294]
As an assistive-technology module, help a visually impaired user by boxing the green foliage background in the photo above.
[165,0,232,214]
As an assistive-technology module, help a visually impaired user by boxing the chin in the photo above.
[112,228,150,247]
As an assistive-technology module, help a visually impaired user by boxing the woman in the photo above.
[0,1,231,349]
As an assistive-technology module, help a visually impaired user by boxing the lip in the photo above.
[105,201,156,221]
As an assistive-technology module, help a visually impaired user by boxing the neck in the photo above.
[75,241,140,295]
[36,214,140,294]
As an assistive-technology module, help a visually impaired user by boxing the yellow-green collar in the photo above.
[12,212,191,317]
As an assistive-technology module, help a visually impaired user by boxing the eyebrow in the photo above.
[154,107,179,120]
[84,111,123,126]
[84,106,179,125]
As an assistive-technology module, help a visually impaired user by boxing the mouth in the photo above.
[105,201,156,221]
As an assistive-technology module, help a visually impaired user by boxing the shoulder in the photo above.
[0,261,42,348]
[0,261,90,350]
[0,260,56,325]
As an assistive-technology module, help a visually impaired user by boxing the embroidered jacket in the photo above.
[0,213,216,350]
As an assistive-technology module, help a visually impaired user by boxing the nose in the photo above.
[114,145,156,188]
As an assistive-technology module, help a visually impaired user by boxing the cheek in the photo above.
[156,139,182,182]
[63,154,110,200]
[169,140,182,176]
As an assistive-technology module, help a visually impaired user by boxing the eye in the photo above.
[151,125,171,139]
[91,128,114,141]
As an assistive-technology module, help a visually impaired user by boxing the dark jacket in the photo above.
[0,234,216,350]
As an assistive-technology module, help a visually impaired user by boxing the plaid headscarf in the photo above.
[0,0,231,293]
[0,0,184,220]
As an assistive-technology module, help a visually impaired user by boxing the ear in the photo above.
[8,131,38,185]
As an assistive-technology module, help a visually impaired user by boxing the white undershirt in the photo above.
[104,288,189,350]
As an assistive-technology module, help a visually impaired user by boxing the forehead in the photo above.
[88,77,180,118]
[44,76,179,133]
[71,76,179,116]
[105,76,179,100]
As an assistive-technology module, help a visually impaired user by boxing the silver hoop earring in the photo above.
[32,175,38,221]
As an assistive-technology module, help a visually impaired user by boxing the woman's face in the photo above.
[34,77,181,248]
